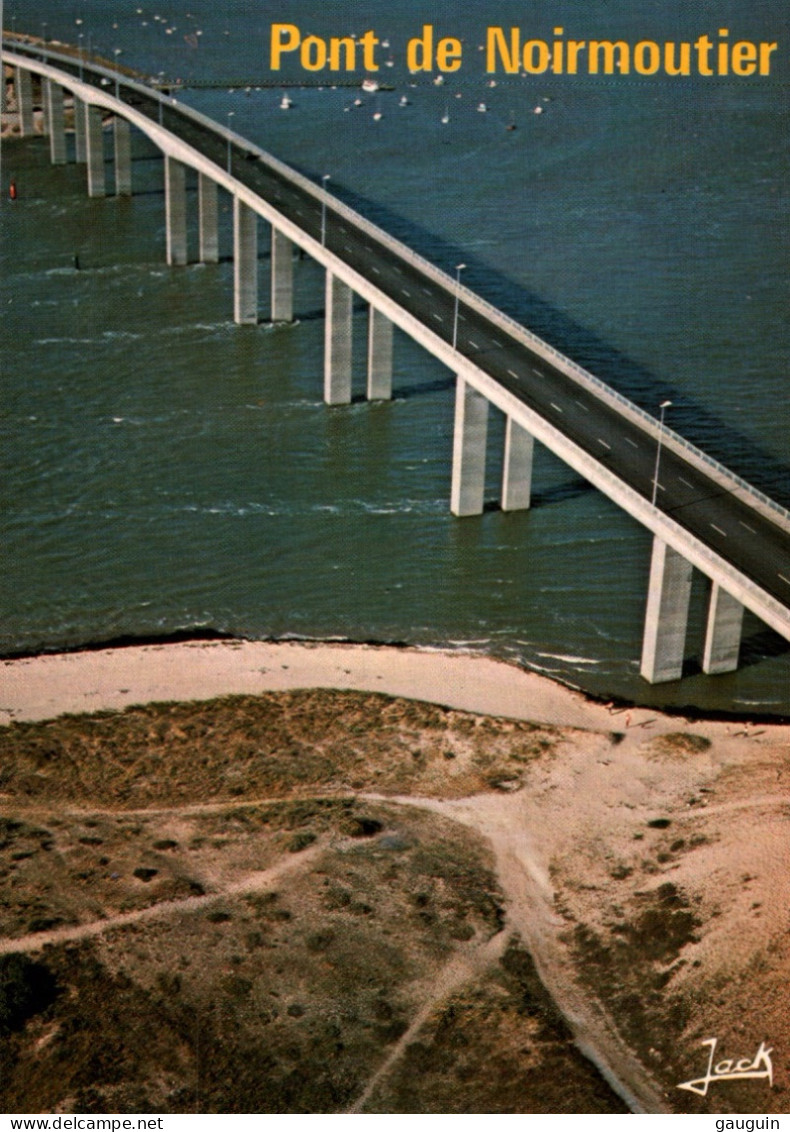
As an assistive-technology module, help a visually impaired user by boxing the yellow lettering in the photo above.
[486,26,520,74]
[270,23,300,70]
[731,42,757,75]
[664,42,690,76]
[407,24,434,72]
[759,41,777,75]
[695,35,714,76]
[718,28,729,76]
[437,37,462,72]
[301,35,326,71]
[328,36,355,71]
[589,40,629,74]
[566,40,586,74]
[522,40,550,74]
[358,29,380,71]
[634,41,660,75]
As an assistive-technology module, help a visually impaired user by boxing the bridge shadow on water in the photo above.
[295,167,790,513]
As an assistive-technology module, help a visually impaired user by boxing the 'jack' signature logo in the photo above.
[677,1037,774,1097]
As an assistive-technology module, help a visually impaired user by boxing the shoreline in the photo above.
[2,635,788,737]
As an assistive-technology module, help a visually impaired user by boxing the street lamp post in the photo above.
[452,263,466,350]
[78,34,84,80]
[321,174,331,246]
[113,48,122,99]
[651,399,673,507]
[226,110,234,174]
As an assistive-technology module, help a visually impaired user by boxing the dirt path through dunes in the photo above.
[347,930,510,1113]
[0,839,325,956]
[370,791,671,1114]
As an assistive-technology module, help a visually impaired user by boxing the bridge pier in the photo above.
[234,198,258,323]
[85,105,106,197]
[324,272,353,404]
[502,418,534,512]
[451,376,489,517]
[165,156,187,266]
[73,96,87,163]
[702,583,743,675]
[270,227,293,322]
[14,67,34,136]
[198,174,218,263]
[367,307,393,401]
[114,117,132,195]
[641,536,693,683]
[45,80,67,165]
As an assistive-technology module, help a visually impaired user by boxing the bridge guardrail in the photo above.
[7,37,790,540]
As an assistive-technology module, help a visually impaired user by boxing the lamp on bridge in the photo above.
[113,48,122,99]
[321,174,331,246]
[452,263,466,350]
[78,33,84,81]
[226,110,235,175]
[651,399,673,507]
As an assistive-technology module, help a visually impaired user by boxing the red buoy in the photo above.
[9,180,17,200]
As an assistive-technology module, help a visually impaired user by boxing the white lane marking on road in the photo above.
[531,367,543,378]
[491,338,503,348]
[574,399,591,413]
[507,369,519,379]
[739,520,756,534]
[344,244,353,252]
[778,573,790,585]
[422,286,432,295]
[678,477,694,488]
[550,402,563,413]
[458,313,468,321]
[401,288,411,297]
[625,437,638,448]
[371,266,380,274]
[432,313,443,322]
[597,438,611,450]
[468,339,480,349]
[710,523,728,537]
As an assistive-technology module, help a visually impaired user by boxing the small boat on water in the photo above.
[361,77,379,92]
[279,93,292,109]
[477,101,487,112]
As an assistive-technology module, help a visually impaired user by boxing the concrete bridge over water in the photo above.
[4,35,790,684]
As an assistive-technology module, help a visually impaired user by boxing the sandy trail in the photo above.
[364,791,670,1113]
[0,839,325,956]
[347,929,509,1113]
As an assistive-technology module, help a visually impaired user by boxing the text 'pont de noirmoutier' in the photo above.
[270,24,778,77]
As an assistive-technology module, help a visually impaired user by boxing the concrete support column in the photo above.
[640,537,693,683]
[15,68,34,137]
[324,272,353,404]
[501,417,534,511]
[165,156,188,266]
[198,173,218,263]
[233,197,258,323]
[45,81,67,164]
[113,116,132,195]
[367,307,393,401]
[39,77,50,137]
[451,376,489,517]
[73,96,87,162]
[270,227,293,322]
[702,583,744,675]
[85,105,106,197]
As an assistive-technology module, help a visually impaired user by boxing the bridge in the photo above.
[4,36,790,684]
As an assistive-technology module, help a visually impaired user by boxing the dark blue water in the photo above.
[2,0,789,714]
